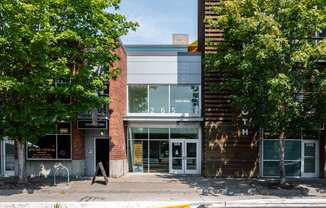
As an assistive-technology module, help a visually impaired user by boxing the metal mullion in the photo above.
[168,128,171,173]
[183,140,186,173]
[168,85,171,113]
[147,85,150,113]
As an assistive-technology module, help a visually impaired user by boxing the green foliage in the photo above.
[53,203,64,208]
[0,0,137,142]
[207,0,326,135]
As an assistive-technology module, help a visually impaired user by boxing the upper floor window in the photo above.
[128,85,148,113]
[149,85,169,113]
[170,85,200,114]
[128,84,200,116]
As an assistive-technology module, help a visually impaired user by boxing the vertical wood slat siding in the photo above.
[200,0,259,177]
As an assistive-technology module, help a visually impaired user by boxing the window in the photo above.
[170,85,199,114]
[128,127,199,173]
[27,123,71,160]
[149,85,169,113]
[128,84,200,115]
[262,140,301,177]
[149,128,169,140]
[170,128,199,139]
[148,128,169,172]
[128,128,149,172]
[128,85,148,113]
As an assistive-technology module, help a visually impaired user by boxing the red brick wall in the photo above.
[72,121,85,160]
[108,47,127,161]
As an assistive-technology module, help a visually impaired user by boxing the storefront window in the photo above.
[149,85,169,113]
[27,123,71,160]
[149,141,169,173]
[27,135,56,159]
[149,128,169,172]
[149,128,169,140]
[128,127,199,173]
[263,140,301,177]
[128,85,148,113]
[170,128,198,139]
[170,85,199,114]
[57,135,71,159]
[128,128,148,172]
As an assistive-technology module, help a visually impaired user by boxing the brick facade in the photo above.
[108,47,127,161]
[72,121,85,160]
[199,0,259,177]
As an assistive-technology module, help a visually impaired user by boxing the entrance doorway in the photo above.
[302,140,319,177]
[128,127,201,175]
[95,138,109,176]
[170,139,200,174]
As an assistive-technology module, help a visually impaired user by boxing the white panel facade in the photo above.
[127,54,201,84]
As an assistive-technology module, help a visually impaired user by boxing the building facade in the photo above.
[124,44,202,174]
[0,47,128,178]
[198,0,326,178]
[0,1,325,179]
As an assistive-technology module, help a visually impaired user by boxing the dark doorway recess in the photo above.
[96,139,109,176]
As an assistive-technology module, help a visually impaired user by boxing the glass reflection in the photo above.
[149,85,169,113]
[170,85,199,114]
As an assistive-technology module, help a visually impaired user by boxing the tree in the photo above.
[206,0,325,184]
[0,0,137,181]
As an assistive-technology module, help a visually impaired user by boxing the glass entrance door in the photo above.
[170,140,200,174]
[4,140,15,176]
[302,140,319,177]
[170,140,184,174]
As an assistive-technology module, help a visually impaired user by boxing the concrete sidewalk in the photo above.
[1,174,326,205]
[1,199,326,208]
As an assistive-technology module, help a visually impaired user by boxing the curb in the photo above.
[1,199,326,208]
[204,199,326,208]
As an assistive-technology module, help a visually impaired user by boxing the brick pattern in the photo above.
[199,0,259,177]
[108,47,127,161]
[72,121,85,160]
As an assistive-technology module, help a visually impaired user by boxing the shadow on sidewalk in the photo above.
[156,174,326,198]
[0,176,87,196]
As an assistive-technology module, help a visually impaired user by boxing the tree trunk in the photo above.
[279,130,286,185]
[17,140,27,182]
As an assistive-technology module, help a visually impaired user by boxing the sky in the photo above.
[118,0,198,44]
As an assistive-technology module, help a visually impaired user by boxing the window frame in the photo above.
[127,84,149,114]
[26,122,72,161]
[149,85,170,114]
[262,139,302,178]
[127,127,200,173]
[127,84,201,117]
